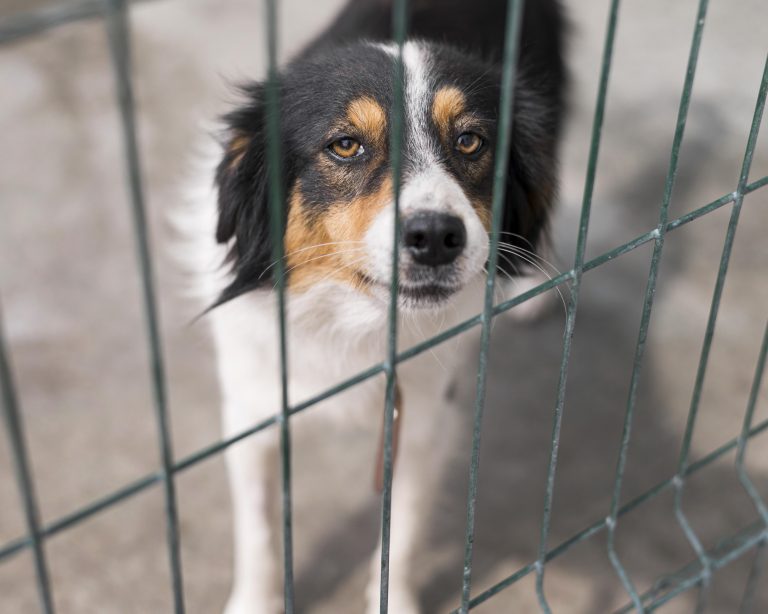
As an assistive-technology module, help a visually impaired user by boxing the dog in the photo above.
[184,0,565,611]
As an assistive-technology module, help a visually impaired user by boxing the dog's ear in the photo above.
[214,83,283,305]
[498,81,560,277]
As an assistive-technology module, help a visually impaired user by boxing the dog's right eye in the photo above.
[328,137,364,160]
[455,132,484,156]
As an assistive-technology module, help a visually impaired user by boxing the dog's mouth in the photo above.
[356,270,463,309]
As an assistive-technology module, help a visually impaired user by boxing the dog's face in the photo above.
[215,41,558,311]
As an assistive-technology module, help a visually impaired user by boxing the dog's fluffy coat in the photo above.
[185,1,565,611]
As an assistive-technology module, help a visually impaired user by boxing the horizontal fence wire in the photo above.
[459,0,525,611]
[1,1,768,612]
[0,0,152,45]
[102,0,185,611]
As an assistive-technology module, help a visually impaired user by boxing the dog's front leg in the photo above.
[222,415,282,614]
[365,378,458,614]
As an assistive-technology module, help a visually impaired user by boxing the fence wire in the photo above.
[262,0,295,610]
[609,0,710,609]
[103,1,185,612]
[460,2,525,612]
[1,0,767,613]
[378,2,407,612]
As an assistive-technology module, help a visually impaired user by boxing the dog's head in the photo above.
[214,41,559,311]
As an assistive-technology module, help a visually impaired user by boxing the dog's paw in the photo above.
[496,272,559,324]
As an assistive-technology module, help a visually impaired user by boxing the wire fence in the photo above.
[1,0,767,613]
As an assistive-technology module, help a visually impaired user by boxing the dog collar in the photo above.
[374,380,403,492]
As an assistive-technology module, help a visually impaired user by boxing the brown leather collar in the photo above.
[374,381,403,492]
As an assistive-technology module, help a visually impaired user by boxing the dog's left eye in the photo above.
[328,137,364,159]
[455,132,484,156]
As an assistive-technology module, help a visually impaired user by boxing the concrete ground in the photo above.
[1,0,767,612]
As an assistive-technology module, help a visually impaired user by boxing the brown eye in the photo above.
[329,137,364,159]
[455,132,484,156]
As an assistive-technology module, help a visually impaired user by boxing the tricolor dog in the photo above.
[184,0,565,611]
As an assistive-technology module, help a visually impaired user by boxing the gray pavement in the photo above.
[0,0,767,612]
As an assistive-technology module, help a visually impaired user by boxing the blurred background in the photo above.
[1,0,766,612]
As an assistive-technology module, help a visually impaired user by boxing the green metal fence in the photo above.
[1,0,767,613]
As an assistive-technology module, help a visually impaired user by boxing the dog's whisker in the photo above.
[496,240,563,276]
[273,252,369,291]
[497,248,568,317]
[299,255,369,285]
[462,64,498,97]
[492,252,521,277]
[494,230,537,252]
[497,243,573,303]
[409,309,449,374]
[283,240,366,259]
[497,242,567,284]
[280,248,368,276]
[258,241,367,281]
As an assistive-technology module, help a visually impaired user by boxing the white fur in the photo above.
[371,41,440,170]
[403,42,441,169]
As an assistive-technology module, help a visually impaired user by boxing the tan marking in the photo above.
[346,97,387,145]
[324,175,393,246]
[285,177,393,292]
[470,198,493,232]
[227,134,250,172]
[432,86,466,140]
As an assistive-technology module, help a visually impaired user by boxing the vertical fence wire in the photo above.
[262,0,295,610]
[0,312,55,614]
[737,318,768,613]
[378,2,408,611]
[533,1,621,611]
[102,1,185,612]
[458,1,525,611]
[714,59,768,530]
[673,49,767,614]
[600,1,710,611]
[736,319,768,525]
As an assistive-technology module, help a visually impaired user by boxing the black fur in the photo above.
[214,0,565,303]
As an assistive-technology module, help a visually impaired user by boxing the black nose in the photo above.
[402,212,466,267]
